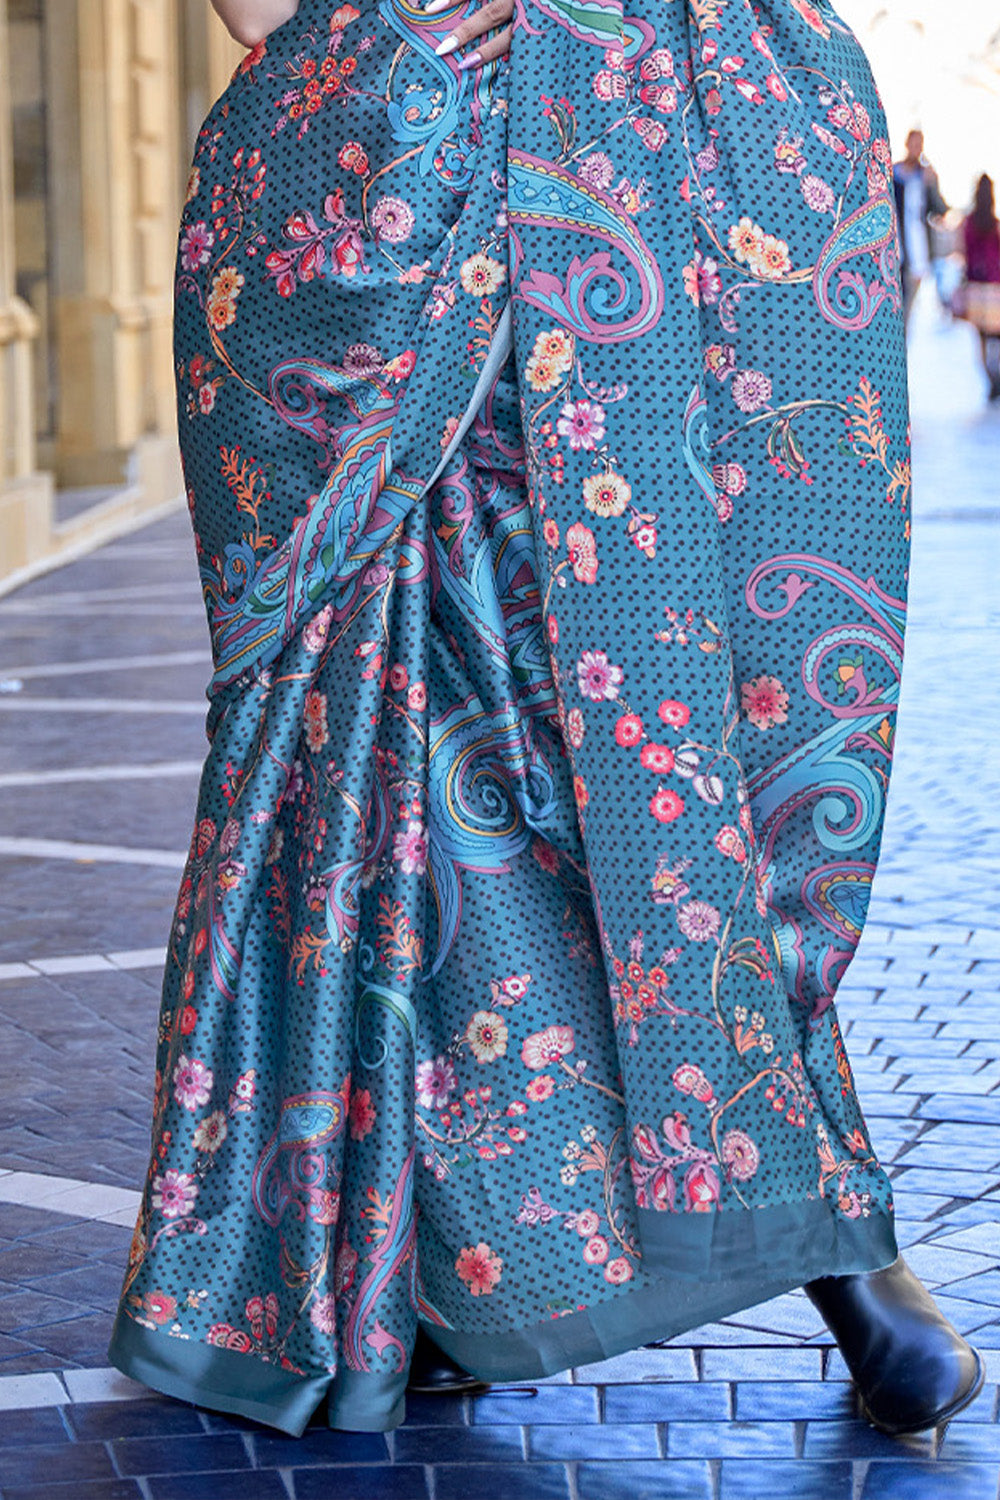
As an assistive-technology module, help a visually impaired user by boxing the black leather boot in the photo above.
[805,1256,984,1435]
[406,1327,490,1396]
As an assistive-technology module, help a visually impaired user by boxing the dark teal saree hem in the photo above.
[108,1311,408,1436]
[109,1200,895,1427]
[432,1202,897,1382]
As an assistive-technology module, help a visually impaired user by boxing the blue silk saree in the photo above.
[109,0,910,1433]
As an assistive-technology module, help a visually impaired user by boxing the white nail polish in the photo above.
[423,0,453,14]
[435,34,460,55]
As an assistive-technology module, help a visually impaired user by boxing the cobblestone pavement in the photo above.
[0,289,998,1497]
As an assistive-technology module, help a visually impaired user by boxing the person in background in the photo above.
[961,175,1000,401]
[893,130,949,325]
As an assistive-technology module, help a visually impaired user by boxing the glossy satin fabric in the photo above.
[110,0,908,1432]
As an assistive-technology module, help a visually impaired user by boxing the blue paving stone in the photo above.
[854,1093,918,1118]
[940,1424,1000,1460]
[402,1391,470,1426]
[39,1220,133,1260]
[918,1096,1000,1125]
[733,1380,856,1421]
[432,1463,568,1500]
[576,1460,713,1499]
[929,1296,1000,1334]
[470,1386,598,1425]
[965,1325,1000,1348]
[940,1201,1000,1229]
[667,1420,796,1458]
[893,1221,938,1248]
[111,1433,252,1476]
[146,1474,289,1500]
[895,1142,1000,1172]
[851,1021,941,1042]
[934,1223,1000,1253]
[0,1241,92,1281]
[27,1311,117,1364]
[33,1261,130,1310]
[0,1439,117,1486]
[700,1348,822,1381]
[874,1037,971,1057]
[802,1420,935,1459]
[720,1460,852,1500]
[604,1382,731,1423]
[572,1347,697,1382]
[393,1424,524,1463]
[0,1333,55,1371]
[0,1405,70,1445]
[901,1244,998,1283]
[3,1484,143,1500]
[939,1271,1000,1306]
[528,1423,660,1460]
[0,1285,86,1334]
[67,1399,205,1440]
[250,1425,389,1466]
[0,1204,88,1239]
[861,1461,1000,1499]
[894,1169,1000,1197]
[295,1466,431,1500]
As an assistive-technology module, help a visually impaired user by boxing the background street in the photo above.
[0,286,998,1499]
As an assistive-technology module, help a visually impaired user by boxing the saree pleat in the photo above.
[110,0,908,1431]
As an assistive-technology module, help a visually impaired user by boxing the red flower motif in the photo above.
[649,788,684,823]
[640,743,675,774]
[657,699,690,728]
[614,713,644,747]
[349,1087,376,1141]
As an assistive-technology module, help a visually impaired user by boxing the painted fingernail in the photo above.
[435,33,460,54]
[423,0,453,14]
[457,48,483,69]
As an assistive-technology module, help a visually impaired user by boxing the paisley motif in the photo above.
[508,151,665,341]
[251,1092,347,1227]
[813,195,900,330]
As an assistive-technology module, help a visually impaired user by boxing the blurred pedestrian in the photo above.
[955,174,1000,401]
[893,129,949,324]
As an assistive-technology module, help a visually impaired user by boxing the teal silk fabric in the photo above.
[109,0,907,1433]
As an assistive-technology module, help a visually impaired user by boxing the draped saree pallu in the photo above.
[108,0,911,1433]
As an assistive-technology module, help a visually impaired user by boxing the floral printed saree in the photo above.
[109,0,910,1433]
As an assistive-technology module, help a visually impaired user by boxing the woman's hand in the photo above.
[209,0,300,48]
[423,0,514,71]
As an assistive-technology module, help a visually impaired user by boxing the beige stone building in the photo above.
[0,0,242,592]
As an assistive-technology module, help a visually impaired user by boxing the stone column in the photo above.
[45,0,184,493]
[0,0,54,575]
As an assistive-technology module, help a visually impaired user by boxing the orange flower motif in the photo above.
[456,1241,502,1295]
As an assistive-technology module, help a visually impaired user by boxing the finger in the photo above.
[460,3,513,40]
[457,24,512,67]
[434,0,512,48]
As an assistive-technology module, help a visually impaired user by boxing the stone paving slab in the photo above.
[0,297,999,1494]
